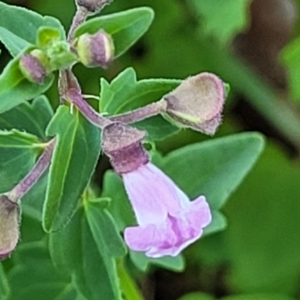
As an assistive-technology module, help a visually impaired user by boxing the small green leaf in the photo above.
[130,250,185,272]
[49,206,123,300]
[45,40,78,71]
[36,27,77,71]
[163,132,265,209]
[0,130,41,193]
[85,199,127,258]
[37,27,61,48]
[134,116,179,141]
[75,7,154,58]
[100,68,136,113]
[0,95,53,139]
[100,67,181,114]
[0,1,65,56]
[101,170,136,231]
[204,210,227,235]
[0,54,54,114]
[0,263,9,300]
[100,67,180,140]
[0,129,40,147]
[43,106,101,232]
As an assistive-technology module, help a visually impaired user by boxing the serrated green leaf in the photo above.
[43,106,101,232]
[100,67,180,140]
[0,1,65,56]
[85,200,127,258]
[75,7,154,58]
[0,263,9,300]
[0,130,41,193]
[0,54,54,114]
[0,95,53,139]
[49,206,122,300]
[162,132,265,209]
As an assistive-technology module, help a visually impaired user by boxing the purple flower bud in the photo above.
[164,72,225,135]
[76,30,114,68]
[19,49,48,84]
[102,122,149,174]
[0,195,20,260]
[76,0,112,13]
[122,163,212,258]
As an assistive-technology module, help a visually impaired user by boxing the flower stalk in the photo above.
[110,99,167,124]
[67,88,112,128]
[7,139,56,203]
[67,5,89,43]
[76,0,112,15]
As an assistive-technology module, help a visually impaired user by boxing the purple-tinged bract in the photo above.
[0,195,19,260]
[164,72,225,135]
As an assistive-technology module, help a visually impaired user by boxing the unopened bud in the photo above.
[19,49,48,84]
[102,122,149,174]
[76,0,112,13]
[164,73,225,135]
[0,195,20,260]
[76,30,114,68]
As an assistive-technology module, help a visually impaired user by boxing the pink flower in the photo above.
[122,163,212,258]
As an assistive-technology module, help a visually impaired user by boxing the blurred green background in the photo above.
[1,0,300,299]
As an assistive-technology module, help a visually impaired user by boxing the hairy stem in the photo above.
[67,88,112,128]
[60,69,111,128]
[110,100,167,123]
[67,6,89,43]
[8,139,56,202]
